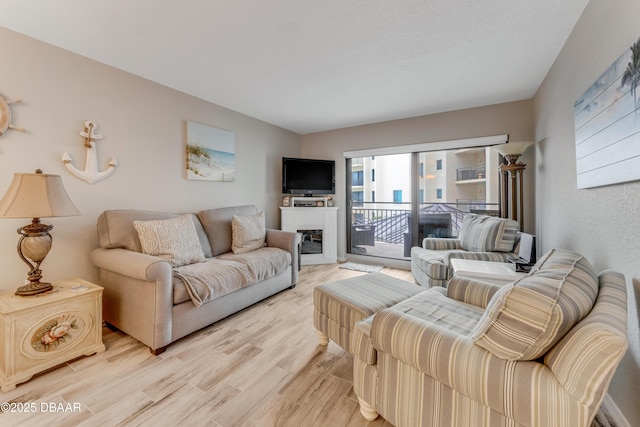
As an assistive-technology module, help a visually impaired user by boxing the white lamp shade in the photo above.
[492,141,535,156]
[0,172,80,218]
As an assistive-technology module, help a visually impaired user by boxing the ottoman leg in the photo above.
[317,330,329,346]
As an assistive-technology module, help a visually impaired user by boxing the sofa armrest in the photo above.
[422,238,462,250]
[370,308,569,420]
[446,276,502,308]
[266,229,301,284]
[90,248,174,352]
[545,271,628,411]
[90,247,171,281]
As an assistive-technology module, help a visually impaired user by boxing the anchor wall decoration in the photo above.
[62,121,117,184]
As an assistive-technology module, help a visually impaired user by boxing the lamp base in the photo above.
[15,281,53,296]
[14,218,54,297]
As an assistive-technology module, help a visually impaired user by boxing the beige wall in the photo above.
[533,0,640,424]
[301,100,535,260]
[0,27,301,290]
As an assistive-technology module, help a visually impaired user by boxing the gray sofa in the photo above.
[90,205,300,355]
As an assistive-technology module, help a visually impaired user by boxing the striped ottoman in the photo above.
[313,272,422,353]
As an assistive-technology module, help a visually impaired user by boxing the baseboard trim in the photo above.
[599,393,630,427]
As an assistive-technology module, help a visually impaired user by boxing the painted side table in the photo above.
[0,278,105,392]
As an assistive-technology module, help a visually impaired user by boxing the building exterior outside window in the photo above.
[353,191,364,206]
[352,171,364,186]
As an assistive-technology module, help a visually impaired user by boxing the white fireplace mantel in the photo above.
[280,206,338,265]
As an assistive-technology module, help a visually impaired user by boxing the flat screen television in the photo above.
[282,157,335,195]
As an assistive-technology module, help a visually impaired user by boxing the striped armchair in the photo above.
[411,214,520,287]
[353,249,628,427]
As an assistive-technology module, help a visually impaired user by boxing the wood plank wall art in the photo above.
[574,36,640,189]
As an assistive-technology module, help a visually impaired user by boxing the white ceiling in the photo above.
[0,0,589,134]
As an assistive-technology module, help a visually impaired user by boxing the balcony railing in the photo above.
[351,201,499,245]
[353,203,411,244]
[456,165,486,181]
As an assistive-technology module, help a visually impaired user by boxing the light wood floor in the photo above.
[1,263,609,427]
[1,264,413,427]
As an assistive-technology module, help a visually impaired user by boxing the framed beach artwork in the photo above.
[574,37,640,189]
[186,121,235,182]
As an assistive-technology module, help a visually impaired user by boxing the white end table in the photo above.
[0,278,105,392]
[449,259,527,285]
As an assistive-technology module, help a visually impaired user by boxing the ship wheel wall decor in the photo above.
[0,93,25,136]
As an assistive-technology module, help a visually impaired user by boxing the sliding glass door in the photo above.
[347,139,503,261]
[348,154,413,260]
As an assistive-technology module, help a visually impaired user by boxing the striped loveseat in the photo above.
[411,213,520,287]
[353,249,628,427]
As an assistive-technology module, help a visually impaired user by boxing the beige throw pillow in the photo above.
[231,211,266,254]
[459,214,519,252]
[133,214,206,267]
[470,249,598,360]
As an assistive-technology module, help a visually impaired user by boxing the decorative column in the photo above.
[492,141,535,230]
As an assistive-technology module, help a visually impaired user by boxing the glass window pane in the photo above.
[418,147,499,240]
[348,154,411,259]
[347,145,501,261]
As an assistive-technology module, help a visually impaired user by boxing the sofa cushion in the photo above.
[231,211,266,254]
[172,247,292,306]
[198,205,258,256]
[356,287,481,365]
[218,247,291,283]
[96,210,212,258]
[471,248,599,360]
[173,258,255,306]
[133,214,206,268]
[458,214,519,252]
[387,288,484,336]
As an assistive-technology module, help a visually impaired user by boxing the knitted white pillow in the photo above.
[134,214,206,267]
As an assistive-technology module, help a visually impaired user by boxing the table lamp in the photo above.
[0,170,80,296]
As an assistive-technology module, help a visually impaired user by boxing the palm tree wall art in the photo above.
[573,36,640,189]
[621,37,640,110]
